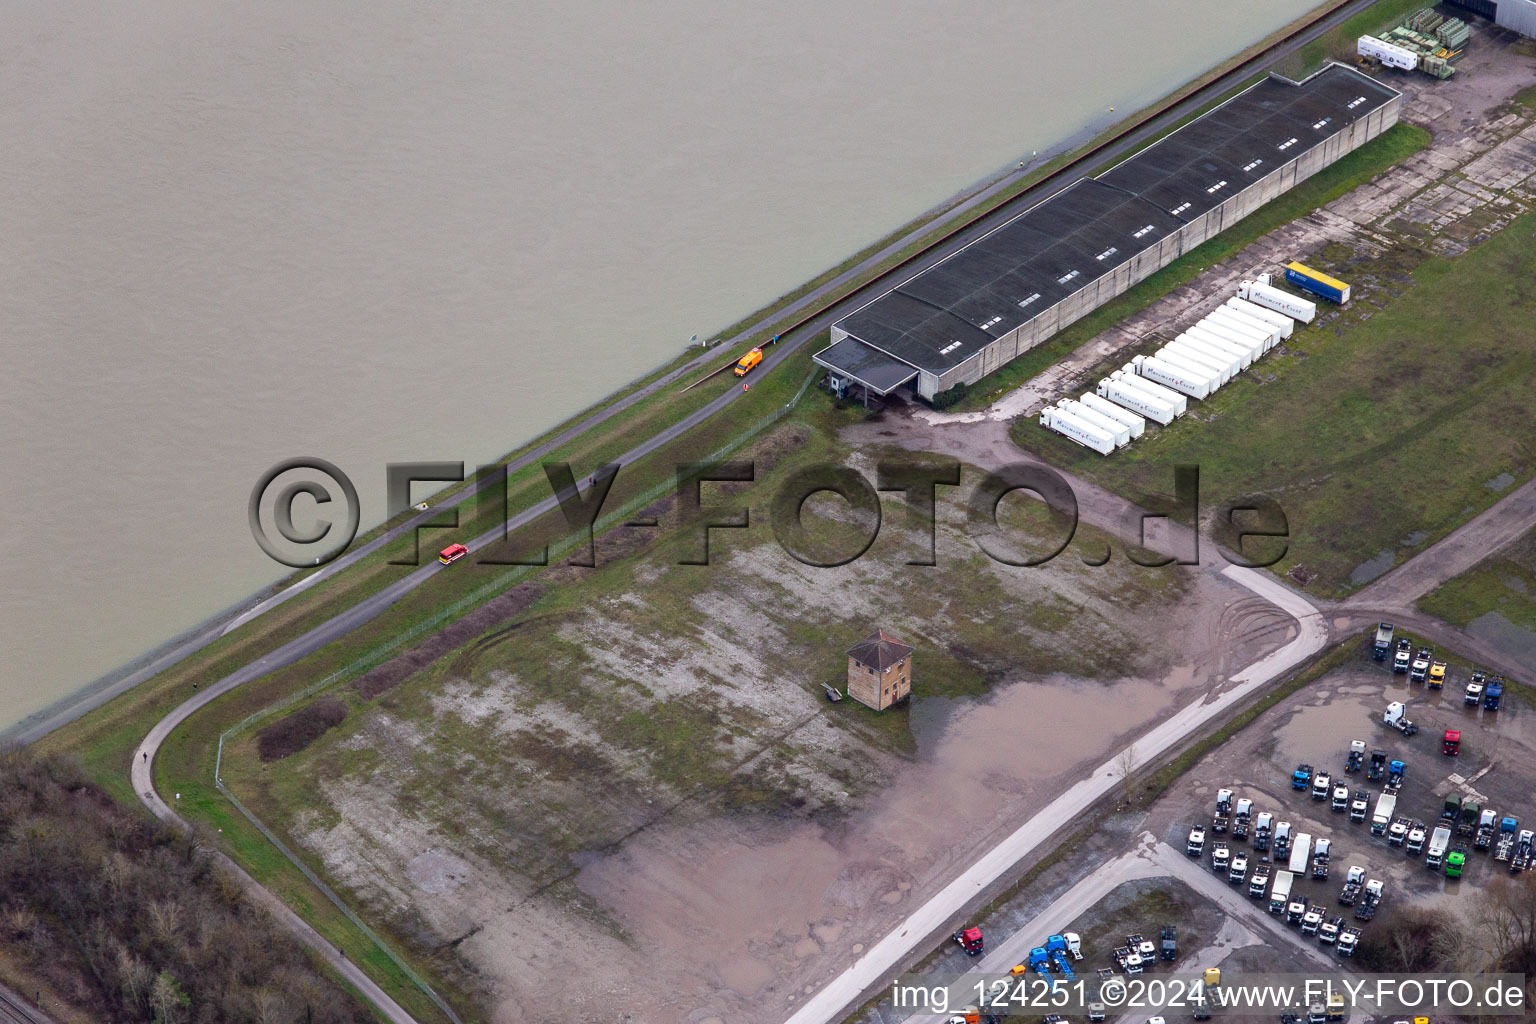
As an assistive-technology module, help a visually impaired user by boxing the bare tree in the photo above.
[1117,747,1137,804]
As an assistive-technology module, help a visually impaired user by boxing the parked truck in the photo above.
[1288,834,1313,875]
[1384,702,1418,736]
[1443,794,1463,823]
[954,927,985,956]
[1254,811,1273,851]
[1354,879,1384,921]
[1187,825,1207,857]
[1372,623,1394,660]
[1444,729,1462,756]
[1406,820,1427,855]
[1387,759,1406,790]
[1338,865,1365,905]
[1213,789,1233,833]
[1466,672,1486,706]
[1427,825,1453,869]
[1236,279,1316,323]
[1269,870,1295,914]
[1284,261,1351,304]
[1486,677,1505,711]
[1371,793,1397,836]
[1312,838,1331,880]
[1292,763,1313,791]
[1097,375,1177,426]
[1349,790,1369,823]
[1229,851,1249,884]
[1233,798,1253,839]
[1368,749,1387,782]
[1131,355,1214,400]
[1459,799,1481,838]
[1039,405,1115,456]
[1311,771,1332,802]
[1337,925,1362,957]
[1475,809,1498,851]
[1345,739,1366,774]
[1274,821,1294,859]
[1160,926,1177,961]
[1249,863,1272,898]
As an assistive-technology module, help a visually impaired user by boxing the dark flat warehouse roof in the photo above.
[813,337,919,394]
[830,64,1398,378]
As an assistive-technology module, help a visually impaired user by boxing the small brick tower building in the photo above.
[845,629,914,711]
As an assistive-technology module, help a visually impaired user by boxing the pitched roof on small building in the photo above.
[847,629,914,671]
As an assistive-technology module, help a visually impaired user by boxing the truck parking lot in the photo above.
[865,637,1533,1024]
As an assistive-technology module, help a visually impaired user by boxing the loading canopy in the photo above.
[812,338,920,395]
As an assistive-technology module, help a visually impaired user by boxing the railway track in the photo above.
[0,986,50,1024]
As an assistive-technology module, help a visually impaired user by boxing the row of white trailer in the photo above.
[1039,284,1314,455]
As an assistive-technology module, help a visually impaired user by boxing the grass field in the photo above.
[1017,206,1536,598]
[1418,527,1536,632]
[953,122,1432,411]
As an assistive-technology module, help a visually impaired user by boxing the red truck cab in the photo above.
[954,926,984,955]
[1443,729,1461,756]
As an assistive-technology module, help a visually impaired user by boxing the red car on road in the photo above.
[438,543,469,565]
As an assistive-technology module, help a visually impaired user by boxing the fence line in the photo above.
[212,367,820,1021]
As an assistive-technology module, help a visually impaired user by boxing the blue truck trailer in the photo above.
[1285,261,1351,303]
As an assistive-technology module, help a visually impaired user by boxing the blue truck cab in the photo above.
[1485,678,1504,711]
[1292,763,1314,790]
[1029,947,1051,974]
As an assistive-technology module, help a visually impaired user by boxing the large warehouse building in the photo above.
[816,63,1402,404]
[1446,0,1536,37]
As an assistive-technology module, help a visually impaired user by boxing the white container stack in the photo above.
[1042,282,1308,454]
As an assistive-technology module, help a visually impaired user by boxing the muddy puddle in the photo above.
[572,673,1184,1021]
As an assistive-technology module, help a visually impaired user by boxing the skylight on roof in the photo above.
[1017,292,1041,309]
[939,340,963,356]
[981,315,1003,330]
[1204,180,1228,195]
[1311,117,1332,130]
[1242,158,1264,173]
[1132,224,1156,239]
[1057,269,1080,285]
[1277,137,1298,151]
[1347,95,1367,110]
[1095,246,1119,261]
[1170,201,1192,216]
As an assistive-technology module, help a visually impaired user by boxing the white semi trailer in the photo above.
[1206,307,1278,354]
[1359,34,1419,71]
[1204,303,1277,348]
[1098,376,1177,425]
[1190,322,1262,367]
[1184,325,1255,368]
[1079,392,1145,438]
[1131,356,1212,400]
[1058,399,1131,447]
[1158,341,1232,385]
[1209,305,1282,350]
[1112,368,1187,416]
[1225,296,1295,339]
[1039,405,1115,455]
[1151,345,1224,387]
[1238,279,1316,323]
[1175,332,1245,376]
